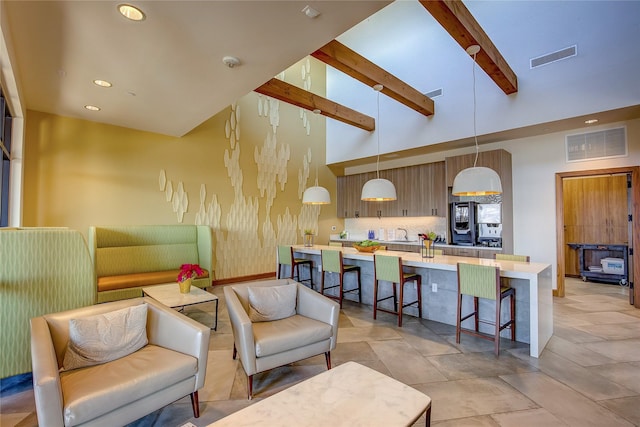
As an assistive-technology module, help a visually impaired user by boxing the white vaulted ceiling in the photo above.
[2,1,390,137]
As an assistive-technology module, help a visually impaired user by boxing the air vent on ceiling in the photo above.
[565,127,627,163]
[530,45,577,69]
[424,88,443,98]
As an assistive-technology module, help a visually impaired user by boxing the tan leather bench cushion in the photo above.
[60,345,197,426]
[253,314,333,358]
[97,270,209,292]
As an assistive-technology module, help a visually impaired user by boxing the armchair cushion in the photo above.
[62,303,148,371]
[253,314,333,357]
[248,283,297,322]
[60,344,197,426]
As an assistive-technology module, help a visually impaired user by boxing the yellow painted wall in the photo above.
[22,58,341,279]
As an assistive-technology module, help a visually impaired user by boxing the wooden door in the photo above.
[563,174,629,275]
[581,176,608,243]
[609,174,629,244]
[563,177,583,276]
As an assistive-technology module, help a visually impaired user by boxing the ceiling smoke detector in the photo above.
[302,5,321,19]
[222,56,241,68]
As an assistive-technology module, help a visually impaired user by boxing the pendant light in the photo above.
[361,84,397,201]
[451,45,502,197]
[302,109,331,205]
[302,164,331,204]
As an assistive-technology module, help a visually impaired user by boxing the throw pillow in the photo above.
[248,284,297,322]
[62,303,148,371]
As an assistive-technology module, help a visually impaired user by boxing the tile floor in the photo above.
[2,278,639,426]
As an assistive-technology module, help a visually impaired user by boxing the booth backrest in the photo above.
[88,225,213,302]
[0,228,95,378]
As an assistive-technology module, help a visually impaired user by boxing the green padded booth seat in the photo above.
[88,225,213,303]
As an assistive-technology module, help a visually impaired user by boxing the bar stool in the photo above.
[494,253,529,288]
[373,254,422,327]
[320,249,361,308]
[494,254,530,262]
[277,245,314,289]
[456,262,515,356]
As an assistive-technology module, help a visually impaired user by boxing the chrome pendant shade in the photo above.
[361,84,397,201]
[452,45,502,197]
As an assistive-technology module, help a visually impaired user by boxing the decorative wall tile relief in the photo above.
[255,132,290,212]
[173,181,189,223]
[300,59,313,135]
[214,100,276,278]
[158,169,166,191]
[298,148,312,199]
[298,204,320,237]
[277,208,299,245]
[165,180,173,202]
[211,69,322,279]
[195,184,221,228]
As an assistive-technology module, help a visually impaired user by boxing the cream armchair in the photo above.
[30,297,210,427]
[224,279,340,399]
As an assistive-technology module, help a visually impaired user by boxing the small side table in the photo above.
[142,283,219,330]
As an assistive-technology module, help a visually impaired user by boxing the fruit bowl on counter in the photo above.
[353,240,386,253]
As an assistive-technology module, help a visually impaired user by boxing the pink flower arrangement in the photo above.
[177,263,204,283]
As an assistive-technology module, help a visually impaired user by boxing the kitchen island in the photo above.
[287,245,553,357]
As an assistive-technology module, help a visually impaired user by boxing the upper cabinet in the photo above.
[337,161,446,218]
[445,149,512,188]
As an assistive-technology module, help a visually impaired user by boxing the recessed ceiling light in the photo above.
[118,4,145,21]
[84,105,101,111]
[585,119,598,124]
[93,79,112,88]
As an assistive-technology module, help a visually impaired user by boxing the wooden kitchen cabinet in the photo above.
[443,247,479,258]
[337,162,446,218]
[426,161,446,217]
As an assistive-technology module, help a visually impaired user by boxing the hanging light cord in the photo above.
[375,87,381,179]
[471,50,479,168]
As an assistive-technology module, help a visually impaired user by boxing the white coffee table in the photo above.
[208,361,432,426]
[142,283,218,330]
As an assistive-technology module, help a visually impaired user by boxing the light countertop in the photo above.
[294,244,549,280]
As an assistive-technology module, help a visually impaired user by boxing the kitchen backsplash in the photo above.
[336,217,447,241]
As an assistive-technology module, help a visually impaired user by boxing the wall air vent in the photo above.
[565,126,627,163]
[530,45,577,69]
[424,88,443,98]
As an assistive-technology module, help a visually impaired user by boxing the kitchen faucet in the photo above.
[397,228,408,241]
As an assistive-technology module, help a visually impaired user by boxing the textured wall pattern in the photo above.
[195,184,222,228]
[158,64,324,279]
[0,229,95,377]
[159,170,188,223]
[300,58,313,136]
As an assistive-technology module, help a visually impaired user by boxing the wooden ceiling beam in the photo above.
[419,0,518,95]
[255,78,375,131]
[312,40,435,117]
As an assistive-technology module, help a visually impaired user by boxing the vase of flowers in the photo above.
[419,232,437,259]
[177,263,204,294]
[303,229,314,247]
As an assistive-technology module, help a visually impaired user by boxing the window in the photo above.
[0,88,12,227]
